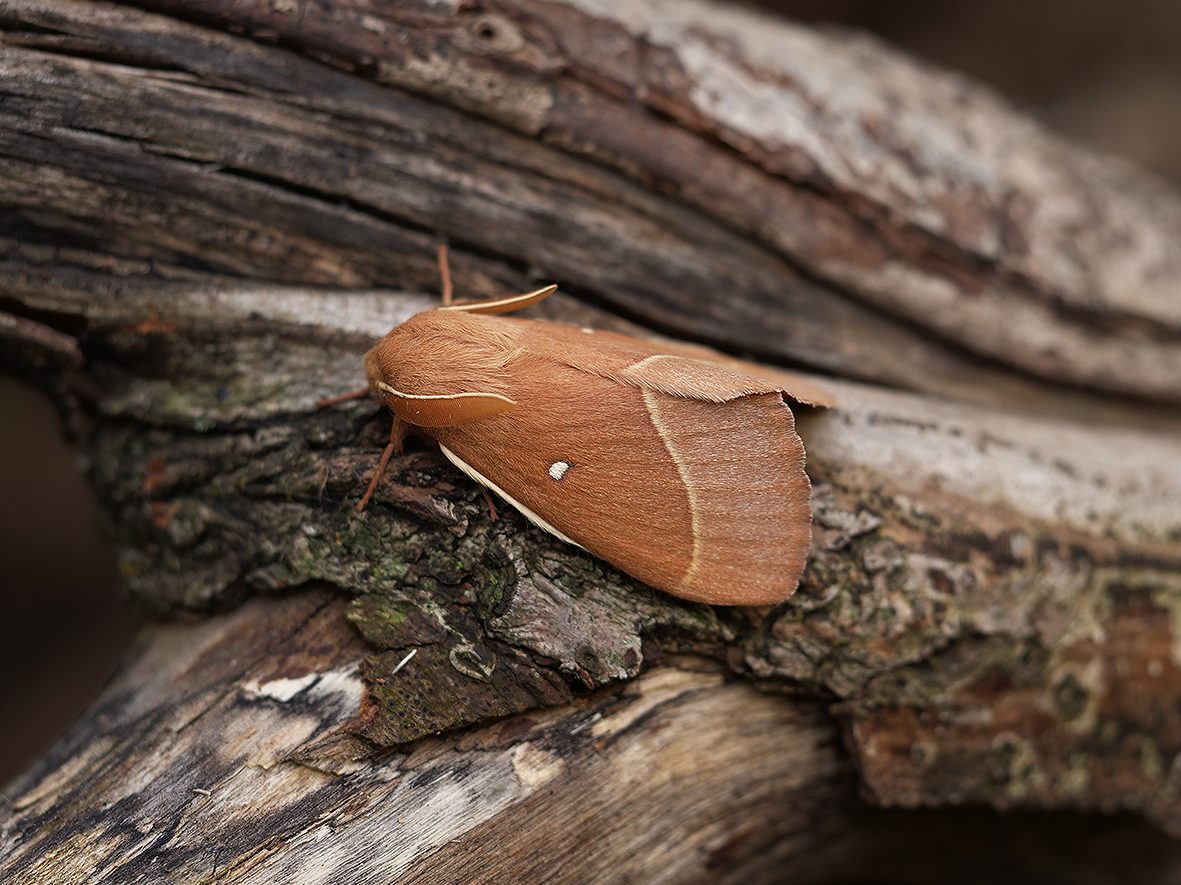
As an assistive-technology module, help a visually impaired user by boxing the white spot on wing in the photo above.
[439,446,587,551]
[549,461,570,481]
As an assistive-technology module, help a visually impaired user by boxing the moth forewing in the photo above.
[360,281,821,606]
[375,382,516,427]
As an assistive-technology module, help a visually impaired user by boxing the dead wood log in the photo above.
[2,0,1181,881]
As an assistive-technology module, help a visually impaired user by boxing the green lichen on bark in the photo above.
[80,318,740,742]
[73,311,1181,828]
[776,458,1181,830]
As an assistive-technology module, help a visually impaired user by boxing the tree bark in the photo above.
[2,0,1180,880]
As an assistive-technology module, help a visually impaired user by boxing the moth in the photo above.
[339,250,829,606]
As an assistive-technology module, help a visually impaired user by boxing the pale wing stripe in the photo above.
[439,445,587,552]
[640,389,701,590]
[627,354,673,370]
[377,381,515,405]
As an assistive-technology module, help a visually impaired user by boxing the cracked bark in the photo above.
[2,0,1180,881]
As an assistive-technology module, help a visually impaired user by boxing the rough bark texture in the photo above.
[2,0,1180,881]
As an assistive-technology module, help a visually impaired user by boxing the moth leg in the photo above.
[437,243,453,306]
[355,416,409,513]
[318,386,370,408]
[479,486,499,522]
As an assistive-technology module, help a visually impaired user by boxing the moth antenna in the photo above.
[480,486,499,522]
[437,284,557,315]
[355,416,408,512]
[437,243,453,306]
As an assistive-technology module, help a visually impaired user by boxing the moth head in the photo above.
[363,311,519,428]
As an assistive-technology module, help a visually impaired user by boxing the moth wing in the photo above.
[637,338,836,408]
[722,363,835,409]
[518,320,834,407]
[380,386,516,427]
[365,311,521,427]
[635,388,812,604]
[431,353,811,605]
[609,351,813,603]
[615,354,786,402]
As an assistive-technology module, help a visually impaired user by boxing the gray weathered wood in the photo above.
[2,0,1181,880]
[0,592,847,883]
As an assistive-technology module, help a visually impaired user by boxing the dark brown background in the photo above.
[3,0,1178,789]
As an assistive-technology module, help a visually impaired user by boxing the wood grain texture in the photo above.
[2,0,1180,420]
[0,592,847,884]
[113,0,1181,404]
[2,0,1181,880]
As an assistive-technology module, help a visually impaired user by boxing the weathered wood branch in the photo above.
[2,0,1181,880]
[1,592,851,883]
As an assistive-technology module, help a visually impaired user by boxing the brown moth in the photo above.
[350,266,829,607]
